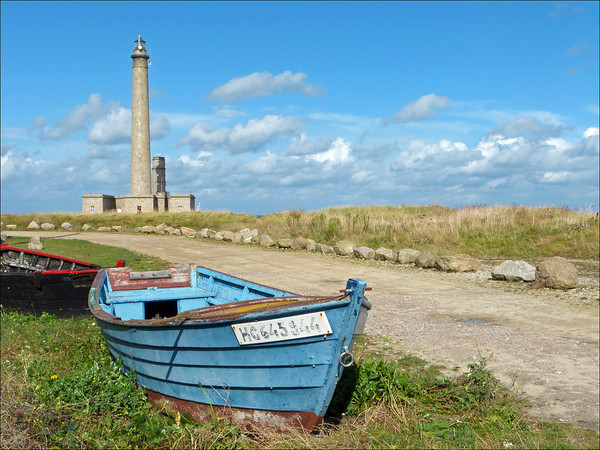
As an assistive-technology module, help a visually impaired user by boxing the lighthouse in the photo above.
[81,36,195,214]
[130,35,151,196]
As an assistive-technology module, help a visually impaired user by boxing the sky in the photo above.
[1,1,598,215]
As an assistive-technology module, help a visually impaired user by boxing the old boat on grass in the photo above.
[1,244,122,317]
[89,264,371,431]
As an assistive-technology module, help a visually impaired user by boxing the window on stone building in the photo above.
[90,205,95,213]
[178,205,183,212]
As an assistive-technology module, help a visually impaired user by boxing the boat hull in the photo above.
[1,271,99,317]
[90,265,370,430]
[1,244,101,317]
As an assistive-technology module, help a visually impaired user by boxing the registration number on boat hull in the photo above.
[232,311,333,345]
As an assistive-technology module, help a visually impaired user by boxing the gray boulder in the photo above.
[28,235,43,251]
[214,230,235,242]
[41,223,56,230]
[397,248,421,264]
[82,224,93,231]
[277,238,293,249]
[61,222,75,231]
[260,234,276,247]
[435,254,482,272]
[235,228,251,243]
[492,260,536,282]
[6,225,17,230]
[154,223,168,234]
[180,227,198,238]
[333,240,355,256]
[236,228,259,243]
[353,246,376,260]
[292,237,308,250]
[141,225,156,233]
[97,227,111,232]
[535,257,578,290]
[305,239,317,252]
[27,221,40,230]
[199,228,217,239]
[375,247,397,262]
[415,253,437,269]
[111,226,122,232]
[316,243,335,254]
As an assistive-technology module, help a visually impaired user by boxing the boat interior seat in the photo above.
[105,288,216,304]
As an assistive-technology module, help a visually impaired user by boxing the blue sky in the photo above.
[1,1,598,215]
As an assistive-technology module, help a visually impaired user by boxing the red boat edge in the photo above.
[146,389,322,431]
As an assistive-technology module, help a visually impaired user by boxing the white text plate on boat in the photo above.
[232,311,332,345]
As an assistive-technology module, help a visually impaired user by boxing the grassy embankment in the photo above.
[1,230,599,448]
[2,204,599,260]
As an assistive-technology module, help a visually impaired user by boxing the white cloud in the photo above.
[583,127,599,155]
[88,107,130,144]
[40,94,119,140]
[392,138,470,170]
[179,152,213,168]
[247,151,279,175]
[286,133,335,156]
[150,115,170,140]
[28,117,47,134]
[213,105,248,119]
[178,115,304,153]
[308,137,353,164]
[208,71,326,103]
[540,171,572,183]
[88,107,170,144]
[486,117,568,140]
[583,127,599,139]
[383,93,451,125]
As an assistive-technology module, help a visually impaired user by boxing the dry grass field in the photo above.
[2,204,598,260]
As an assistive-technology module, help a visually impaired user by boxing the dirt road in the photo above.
[5,231,599,431]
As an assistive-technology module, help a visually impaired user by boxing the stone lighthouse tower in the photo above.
[130,35,151,197]
[81,36,196,214]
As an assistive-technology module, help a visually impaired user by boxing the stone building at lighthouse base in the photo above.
[82,157,195,214]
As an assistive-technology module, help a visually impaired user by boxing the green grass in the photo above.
[2,236,170,271]
[2,204,598,260]
[1,316,598,449]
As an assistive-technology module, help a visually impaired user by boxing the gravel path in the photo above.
[6,231,599,431]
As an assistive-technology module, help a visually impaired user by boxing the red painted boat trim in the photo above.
[145,389,322,431]
[0,244,98,267]
[37,269,99,276]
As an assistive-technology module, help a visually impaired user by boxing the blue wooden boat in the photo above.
[89,264,371,430]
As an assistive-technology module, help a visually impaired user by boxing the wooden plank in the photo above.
[109,264,191,291]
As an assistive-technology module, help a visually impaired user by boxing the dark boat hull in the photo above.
[1,271,98,317]
[1,244,102,317]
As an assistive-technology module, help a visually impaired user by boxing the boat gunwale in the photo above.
[90,267,370,327]
[0,244,101,269]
